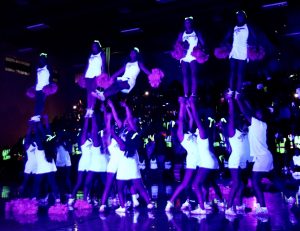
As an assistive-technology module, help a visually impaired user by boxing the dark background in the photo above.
[0,0,300,148]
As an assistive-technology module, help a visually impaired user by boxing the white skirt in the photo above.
[116,153,141,180]
[24,159,37,174]
[88,146,108,172]
[35,150,57,174]
[252,154,274,172]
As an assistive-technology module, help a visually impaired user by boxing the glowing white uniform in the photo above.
[181,31,198,63]
[228,129,251,169]
[195,129,219,169]
[117,61,141,93]
[56,145,71,167]
[181,132,200,169]
[35,65,50,91]
[85,52,103,78]
[24,143,37,174]
[35,149,57,174]
[229,24,249,60]
[88,145,108,172]
[248,117,273,172]
[78,139,92,171]
[107,138,124,173]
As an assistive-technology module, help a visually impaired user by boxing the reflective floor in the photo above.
[1,184,300,231]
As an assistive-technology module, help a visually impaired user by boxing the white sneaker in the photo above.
[287,196,296,205]
[165,212,173,221]
[150,159,158,169]
[68,198,75,206]
[256,206,268,215]
[115,206,126,213]
[181,200,191,210]
[191,205,206,215]
[139,160,146,170]
[147,202,154,209]
[236,204,246,214]
[165,201,174,212]
[215,200,225,208]
[99,204,106,213]
[227,88,234,97]
[225,207,236,216]
[30,115,41,122]
[164,161,172,170]
[204,202,213,210]
[132,194,140,207]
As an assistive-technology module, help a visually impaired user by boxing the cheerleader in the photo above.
[68,116,92,205]
[99,100,123,212]
[32,118,59,204]
[83,114,108,205]
[19,121,37,197]
[225,93,251,216]
[189,97,221,214]
[236,92,289,215]
[92,47,151,101]
[29,53,52,122]
[113,101,153,213]
[175,16,205,97]
[84,40,106,117]
[165,97,199,212]
[55,131,72,200]
[222,10,258,95]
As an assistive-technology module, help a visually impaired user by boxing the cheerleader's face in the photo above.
[92,43,101,54]
[184,19,193,31]
[130,50,138,61]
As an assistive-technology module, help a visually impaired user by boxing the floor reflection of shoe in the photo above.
[191,205,206,215]
[165,201,174,212]
[181,210,190,217]
[287,196,296,205]
[289,213,298,224]
[68,198,75,206]
[204,202,213,210]
[256,215,269,223]
[133,211,140,224]
[68,205,74,211]
[99,214,107,220]
[190,214,206,223]
[225,214,236,222]
[148,211,155,219]
[165,211,173,221]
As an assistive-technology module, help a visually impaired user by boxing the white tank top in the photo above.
[182,31,198,58]
[85,52,103,78]
[36,65,50,91]
[229,129,250,158]
[122,61,140,81]
[229,24,249,60]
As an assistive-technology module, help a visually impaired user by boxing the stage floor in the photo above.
[0,185,300,231]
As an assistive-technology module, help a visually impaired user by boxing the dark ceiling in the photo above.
[0,0,300,71]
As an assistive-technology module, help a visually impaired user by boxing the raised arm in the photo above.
[189,97,207,139]
[235,93,252,123]
[107,99,123,128]
[186,102,194,132]
[91,115,100,147]
[110,65,126,80]
[226,94,235,138]
[177,97,186,142]
[121,101,137,132]
[80,117,89,145]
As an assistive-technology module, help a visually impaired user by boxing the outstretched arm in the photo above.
[121,101,137,132]
[91,115,100,147]
[177,97,186,142]
[107,99,123,128]
[138,62,151,76]
[186,102,194,132]
[189,96,207,139]
[110,65,126,80]
[226,94,235,138]
[80,117,89,145]
[235,93,252,123]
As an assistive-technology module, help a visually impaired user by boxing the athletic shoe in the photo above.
[256,206,268,215]
[147,202,154,209]
[68,198,75,206]
[165,201,174,212]
[150,159,158,169]
[164,161,172,170]
[181,200,191,210]
[225,207,236,216]
[165,211,173,221]
[216,200,226,208]
[132,194,140,207]
[115,206,126,213]
[227,88,234,97]
[287,196,296,205]
[99,204,106,213]
[204,202,213,210]
[30,115,41,122]
[191,205,206,215]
